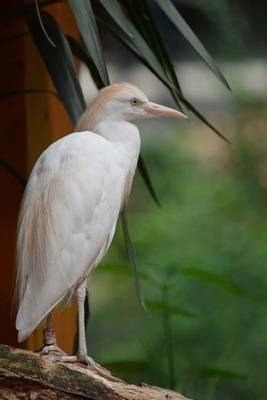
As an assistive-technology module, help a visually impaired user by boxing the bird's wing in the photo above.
[16,132,126,341]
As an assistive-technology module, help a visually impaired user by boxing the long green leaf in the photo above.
[127,0,178,83]
[97,1,170,87]
[26,10,86,125]
[66,35,104,90]
[69,0,109,86]
[98,16,175,92]
[138,156,160,207]
[179,95,230,143]
[98,0,133,39]
[121,209,146,311]
[125,0,183,111]
[153,0,231,90]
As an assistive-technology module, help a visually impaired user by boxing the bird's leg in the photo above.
[77,280,89,361]
[40,313,66,355]
[57,281,114,379]
[76,282,116,379]
[60,281,93,364]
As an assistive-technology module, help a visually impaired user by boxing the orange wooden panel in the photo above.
[0,2,80,354]
[23,3,79,354]
[0,10,27,347]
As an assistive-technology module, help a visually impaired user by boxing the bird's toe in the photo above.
[77,353,122,381]
[77,353,96,366]
[39,343,66,356]
[52,352,122,382]
[54,355,77,363]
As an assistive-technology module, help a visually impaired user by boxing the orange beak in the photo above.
[145,102,188,119]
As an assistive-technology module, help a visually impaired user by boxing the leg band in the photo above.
[43,328,56,345]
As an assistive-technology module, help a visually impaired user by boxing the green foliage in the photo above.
[68,0,109,86]
[90,105,267,399]
[26,10,86,124]
[120,209,146,310]
[153,0,230,90]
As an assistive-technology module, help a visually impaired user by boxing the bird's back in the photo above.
[16,130,137,342]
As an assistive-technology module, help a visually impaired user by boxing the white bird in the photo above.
[16,82,187,364]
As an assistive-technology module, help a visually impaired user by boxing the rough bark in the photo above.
[0,345,189,400]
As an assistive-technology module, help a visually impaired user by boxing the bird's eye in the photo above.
[130,98,139,106]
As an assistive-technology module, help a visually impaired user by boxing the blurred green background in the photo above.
[89,103,267,400]
[83,2,267,399]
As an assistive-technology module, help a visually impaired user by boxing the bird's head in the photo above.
[76,82,187,131]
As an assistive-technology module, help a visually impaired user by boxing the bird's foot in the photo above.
[40,343,66,356]
[57,354,96,365]
[38,327,66,356]
[55,353,122,382]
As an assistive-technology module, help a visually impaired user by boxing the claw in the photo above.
[55,354,122,382]
[55,354,101,368]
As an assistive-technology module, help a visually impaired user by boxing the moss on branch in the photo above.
[0,344,189,400]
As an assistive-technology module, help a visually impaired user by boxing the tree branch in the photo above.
[0,345,189,399]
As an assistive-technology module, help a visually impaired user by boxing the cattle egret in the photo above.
[16,82,187,365]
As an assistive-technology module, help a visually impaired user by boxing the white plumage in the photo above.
[15,82,186,363]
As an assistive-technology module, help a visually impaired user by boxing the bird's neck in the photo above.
[93,121,140,149]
